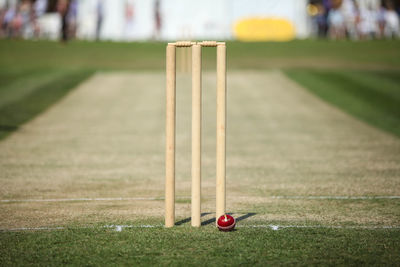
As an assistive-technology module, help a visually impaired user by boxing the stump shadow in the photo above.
[175,212,212,226]
[202,212,257,226]
[175,212,257,226]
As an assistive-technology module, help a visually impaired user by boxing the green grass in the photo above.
[0,40,399,265]
[1,39,400,71]
[285,69,400,138]
[1,227,399,266]
[1,40,399,142]
[0,69,93,140]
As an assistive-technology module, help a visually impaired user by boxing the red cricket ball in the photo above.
[217,214,236,231]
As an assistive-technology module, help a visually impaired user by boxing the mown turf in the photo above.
[1,40,399,142]
[0,69,93,140]
[1,40,399,265]
[285,69,400,138]
[1,40,400,71]
[1,227,399,266]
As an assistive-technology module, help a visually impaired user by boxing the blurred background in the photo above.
[0,0,399,42]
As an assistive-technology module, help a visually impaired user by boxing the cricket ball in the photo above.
[217,214,236,231]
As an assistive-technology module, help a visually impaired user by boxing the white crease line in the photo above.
[1,225,163,232]
[1,224,399,232]
[1,196,399,203]
[0,197,159,203]
[239,225,400,230]
[0,197,188,203]
[252,196,400,200]
[2,226,67,231]
[104,225,162,232]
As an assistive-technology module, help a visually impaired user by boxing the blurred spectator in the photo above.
[11,4,23,38]
[328,0,346,39]
[20,0,34,39]
[96,0,103,40]
[3,4,15,38]
[0,0,398,42]
[0,6,5,38]
[57,0,69,42]
[342,0,360,39]
[377,4,386,37]
[309,0,400,40]
[384,0,400,37]
[124,0,135,40]
[67,0,77,39]
[308,0,329,37]
[316,4,328,37]
[358,1,379,39]
[34,0,47,17]
[153,0,162,40]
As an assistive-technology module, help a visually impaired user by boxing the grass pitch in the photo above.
[286,69,400,138]
[2,228,399,266]
[0,40,399,265]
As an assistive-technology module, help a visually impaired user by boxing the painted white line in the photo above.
[1,225,163,232]
[268,196,400,200]
[1,196,399,203]
[1,224,399,232]
[239,225,400,230]
[0,197,160,203]
[104,225,161,231]
[0,197,190,203]
[2,226,66,231]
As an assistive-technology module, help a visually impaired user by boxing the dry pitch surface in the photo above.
[0,71,399,229]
